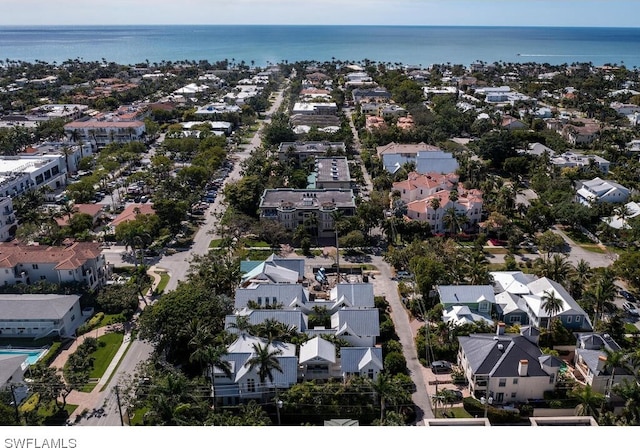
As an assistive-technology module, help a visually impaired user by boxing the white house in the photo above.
[458,325,563,403]
[603,201,640,229]
[575,177,629,207]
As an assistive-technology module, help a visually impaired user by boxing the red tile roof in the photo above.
[111,204,155,227]
[0,241,102,270]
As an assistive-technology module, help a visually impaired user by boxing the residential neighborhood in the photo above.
[2,54,640,429]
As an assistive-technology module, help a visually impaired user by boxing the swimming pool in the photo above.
[0,348,48,366]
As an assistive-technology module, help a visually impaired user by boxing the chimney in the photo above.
[597,355,607,373]
[496,322,505,336]
[518,359,529,377]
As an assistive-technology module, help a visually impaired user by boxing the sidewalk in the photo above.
[54,268,164,421]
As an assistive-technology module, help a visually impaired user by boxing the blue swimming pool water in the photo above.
[0,348,47,365]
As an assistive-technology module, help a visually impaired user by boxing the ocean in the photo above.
[1,25,639,68]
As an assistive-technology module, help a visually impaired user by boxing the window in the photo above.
[257,297,262,306]
[567,316,572,323]
[368,369,374,379]
[499,378,506,387]
[549,373,555,384]
[247,378,255,393]
[32,264,39,270]
[511,392,517,399]
[71,314,75,321]
[68,271,73,275]
[509,315,521,323]
[513,378,518,385]
[272,297,277,304]
[40,275,46,280]
[576,316,581,322]
[265,297,270,306]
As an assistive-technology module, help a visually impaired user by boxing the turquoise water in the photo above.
[0,25,639,67]
[0,348,47,365]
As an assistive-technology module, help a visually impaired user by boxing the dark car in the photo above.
[431,360,452,373]
[623,301,639,317]
[621,290,637,302]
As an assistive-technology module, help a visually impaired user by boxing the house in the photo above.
[258,189,356,239]
[457,324,563,403]
[501,115,527,131]
[299,336,339,381]
[572,333,635,395]
[215,335,298,406]
[225,309,308,334]
[603,201,640,229]
[392,171,459,203]
[550,152,610,174]
[0,294,84,339]
[575,177,629,207]
[523,277,593,331]
[525,143,556,157]
[329,309,380,347]
[55,203,105,227]
[405,186,483,233]
[376,142,459,175]
[492,272,537,326]
[339,347,383,380]
[291,102,338,116]
[234,283,309,310]
[0,241,107,290]
[110,204,155,228]
[352,87,391,104]
[240,253,305,286]
[436,285,495,325]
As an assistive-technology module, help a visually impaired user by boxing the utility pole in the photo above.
[335,227,340,284]
[115,386,125,426]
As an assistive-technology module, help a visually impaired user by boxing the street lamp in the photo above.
[276,398,283,426]
[480,395,493,419]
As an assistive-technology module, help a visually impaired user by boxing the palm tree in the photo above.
[541,289,564,333]
[586,270,617,328]
[602,348,629,401]
[191,345,232,409]
[570,384,604,417]
[244,342,283,387]
[228,315,253,335]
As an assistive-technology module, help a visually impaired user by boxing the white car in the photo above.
[623,301,639,317]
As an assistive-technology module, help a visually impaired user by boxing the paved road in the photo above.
[157,85,288,292]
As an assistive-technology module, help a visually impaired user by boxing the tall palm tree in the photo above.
[570,384,604,417]
[541,289,564,332]
[244,342,283,388]
[586,270,617,328]
[603,348,629,401]
[228,315,253,335]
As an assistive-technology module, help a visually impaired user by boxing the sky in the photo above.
[2,0,640,27]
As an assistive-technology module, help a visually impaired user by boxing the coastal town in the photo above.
[1,56,640,427]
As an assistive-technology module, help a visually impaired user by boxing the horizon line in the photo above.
[1,23,639,29]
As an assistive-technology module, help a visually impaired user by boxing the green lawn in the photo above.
[484,247,509,255]
[129,406,149,425]
[98,313,125,327]
[156,273,170,295]
[89,332,124,379]
[209,239,223,248]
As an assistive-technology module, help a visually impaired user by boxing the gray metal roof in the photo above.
[234,283,308,309]
[340,347,383,374]
[329,283,375,308]
[225,309,308,333]
[299,336,336,364]
[0,294,80,320]
[0,354,26,387]
[330,309,380,337]
[437,285,495,305]
[259,189,356,209]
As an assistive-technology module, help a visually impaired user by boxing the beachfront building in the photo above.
[0,294,84,339]
[0,241,108,290]
[258,189,356,239]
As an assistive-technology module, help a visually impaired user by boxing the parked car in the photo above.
[621,290,637,302]
[140,196,149,203]
[392,270,413,281]
[623,301,639,317]
[430,360,452,373]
